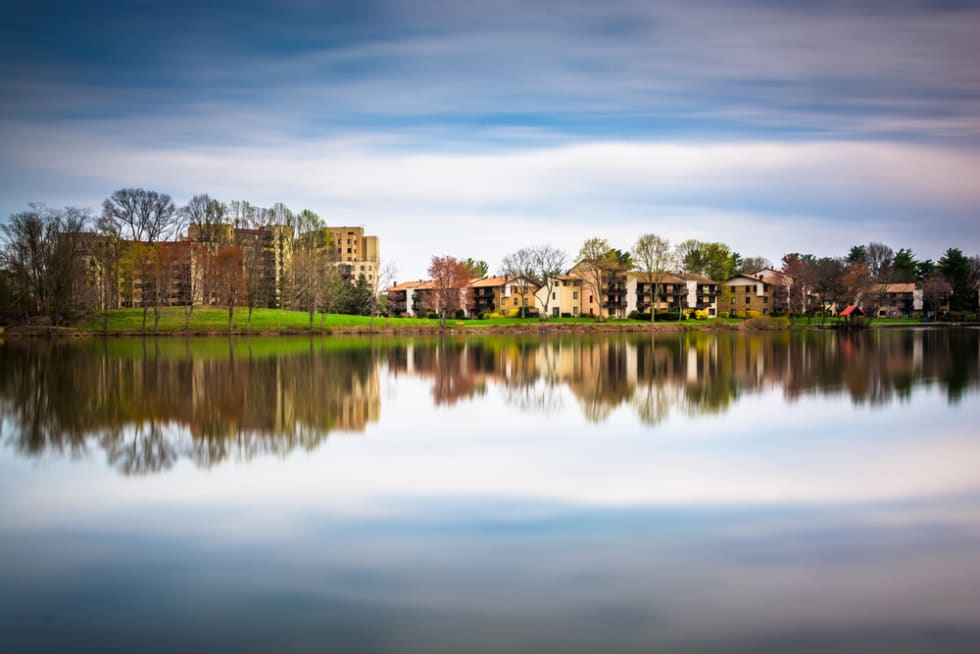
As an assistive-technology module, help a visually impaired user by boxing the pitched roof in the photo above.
[386,280,426,292]
[469,276,508,288]
[884,282,916,293]
[840,305,864,317]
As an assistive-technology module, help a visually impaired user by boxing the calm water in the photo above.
[1,329,979,653]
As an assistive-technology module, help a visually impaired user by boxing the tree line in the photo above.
[424,235,980,323]
[0,189,394,329]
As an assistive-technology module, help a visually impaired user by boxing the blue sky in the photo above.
[2,0,979,279]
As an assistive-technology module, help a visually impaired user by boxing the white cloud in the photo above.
[3,124,978,277]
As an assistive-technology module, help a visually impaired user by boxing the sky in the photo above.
[1,0,979,281]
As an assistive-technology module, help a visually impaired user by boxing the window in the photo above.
[573,291,579,300]
[745,297,750,304]
[552,307,559,317]
[513,297,519,305]
[523,298,528,306]
[573,307,579,316]
[552,292,556,300]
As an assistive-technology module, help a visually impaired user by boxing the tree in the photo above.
[741,256,772,275]
[892,248,918,282]
[464,258,489,279]
[1,205,49,318]
[846,245,867,265]
[427,255,471,328]
[938,248,974,312]
[367,260,397,329]
[1,204,90,323]
[213,246,245,331]
[679,240,738,282]
[290,210,330,331]
[812,257,848,326]
[576,237,614,321]
[530,245,567,320]
[100,188,178,243]
[631,233,675,322]
[500,248,536,318]
[860,241,895,321]
[921,270,951,319]
[781,253,817,317]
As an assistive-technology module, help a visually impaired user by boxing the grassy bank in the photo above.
[2,307,935,337]
[68,306,711,334]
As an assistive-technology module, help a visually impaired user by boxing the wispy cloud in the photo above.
[2,1,979,275]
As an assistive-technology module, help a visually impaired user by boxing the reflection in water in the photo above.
[0,338,380,474]
[0,329,978,474]
[2,330,980,653]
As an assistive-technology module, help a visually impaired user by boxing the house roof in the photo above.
[386,280,426,292]
[884,282,916,293]
[469,276,508,288]
[755,268,793,284]
[674,272,717,284]
[840,305,864,317]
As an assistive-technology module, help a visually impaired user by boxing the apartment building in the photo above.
[719,274,775,316]
[470,276,540,316]
[534,275,584,317]
[324,225,380,285]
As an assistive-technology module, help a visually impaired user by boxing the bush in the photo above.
[486,312,503,319]
[627,310,646,320]
[694,309,708,320]
[454,308,466,319]
[426,312,439,320]
[655,310,681,322]
[561,312,572,318]
[746,310,762,319]
[745,316,790,330]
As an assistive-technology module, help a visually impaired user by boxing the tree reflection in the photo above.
[0,337,380,474]
[1,329,977,475]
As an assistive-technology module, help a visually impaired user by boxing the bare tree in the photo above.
[100,188,178,243]
[214,246,245,332]
[500,247,536,318]
[531,245,566,320]
[861,241,895,322]
[632,233,675,322]
[576,237,613,321]
[369,260,398,330]
[291,209,328,331]
[741,256,772,274]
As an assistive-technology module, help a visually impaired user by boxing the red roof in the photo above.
[840,305,864,317]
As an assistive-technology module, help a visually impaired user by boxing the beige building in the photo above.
[325,226,380,285]
[719,274,776,316]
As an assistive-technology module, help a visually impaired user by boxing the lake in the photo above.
[1,329,979,653]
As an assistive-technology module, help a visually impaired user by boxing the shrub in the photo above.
[694,309,708,320]
[486,311,503,319]
[655,310,681,321]
[746,310,762,319]
[628,310,647,321]
[426,312,439,320]
[561,312,572,318]
[454,308,466,319]
[745,316,790,330]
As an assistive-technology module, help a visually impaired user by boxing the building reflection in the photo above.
[0,338,380,474]
[1,329,977,474]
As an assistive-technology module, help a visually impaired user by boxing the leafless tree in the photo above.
[576,237,613,321]
[632,233,675,322]
[100,188,178,243]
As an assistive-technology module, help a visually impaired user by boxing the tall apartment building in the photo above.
[324,226,380,285]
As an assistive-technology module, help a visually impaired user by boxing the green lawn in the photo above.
[78,307,721,332]
[74,307,933,334]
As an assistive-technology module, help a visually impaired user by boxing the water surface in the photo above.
[1,329,979,653]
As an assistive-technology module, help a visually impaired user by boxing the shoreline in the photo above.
[2,319,974,339]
